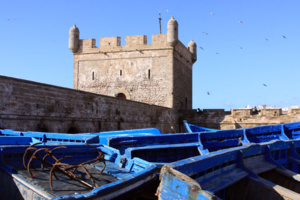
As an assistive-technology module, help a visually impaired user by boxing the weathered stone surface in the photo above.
[0,75,178,133]
[1,75,300,133]
[73,31,194,110]
[181,108,300,130]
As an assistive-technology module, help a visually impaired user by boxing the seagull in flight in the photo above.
[263,84,267,87]
[8,19,16,21]
[210,12,215,15]
[216,52,219,55]
[203,32,208,35]
[282,35,286,39]
[238,46,243,49]
[199,46,204,50]
[166,9,170,13]
[207,92,210,95]
[264,38,269,41]
[238,20,243,23]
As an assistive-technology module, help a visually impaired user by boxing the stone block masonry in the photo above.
[181,108,300,130]
[73,34,193,110]
[1,75,300,133]
[70,17,197,111]
[0,75,179,133]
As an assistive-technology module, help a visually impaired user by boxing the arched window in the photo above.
[116,93,126,100]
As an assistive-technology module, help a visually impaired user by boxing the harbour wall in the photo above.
[0,75,178,133]
[181,108,300,130]
[1,75,300,133]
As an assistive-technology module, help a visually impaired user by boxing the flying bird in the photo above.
[238,20,243,23]
[207,92,210,95]
[210,12,215,15]
[203,32,208,35]
[282,35,286,39]
[263,84,267,87]
[199,46,204,50]
[238,46,243,49]
[264,38,269,41]
[166,9,170,13]
[216,52,219,55]
[8,19,16,21]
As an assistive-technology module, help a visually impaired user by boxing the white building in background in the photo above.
[291,106,300,108]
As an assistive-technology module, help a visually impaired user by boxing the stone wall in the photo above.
[180,109,226,129]
[182,108,300,130]
[74,34,174,109]
[173,41,193,110]
[73,33,194,110]
[0,75,178,133]
[2,75,300,133]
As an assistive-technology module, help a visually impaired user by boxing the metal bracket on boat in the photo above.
[120,157,126,164]
[23,143,106,191]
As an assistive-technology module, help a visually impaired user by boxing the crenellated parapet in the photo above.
[75,34,178,52]
[231,108,300,117]
[69,17,197,64]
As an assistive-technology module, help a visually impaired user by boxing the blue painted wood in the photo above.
[283,122,300,139]
[199,129,247,153]
[0,136,40,145]
[124,142,201,167]
[0,129,99,144]
[107,133,200,154]
[102,121,300,170]
[183,120,218,133]
[158,140,300,200]
[2,121,300,199]
[0,143,157,200]
[244,124,289,143]
[0,128,161,146]
[89,128,162,145]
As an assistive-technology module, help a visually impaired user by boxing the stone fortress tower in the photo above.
[69,17,197,110]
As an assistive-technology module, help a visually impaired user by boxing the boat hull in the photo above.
[157,140,300,200]
[0,144,157,200]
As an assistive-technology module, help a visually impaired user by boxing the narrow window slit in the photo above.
[148,69,151,79]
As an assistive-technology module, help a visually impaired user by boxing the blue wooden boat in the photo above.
[157,140,300,199]
[88,128,162,145]
[1,121,300,199]
[197,121,300,155]
[106,133,202,168]
[183,120,217,133]
[0,129,100,145]
[104,121,300,169]
[0,143,157,200]
[0,127,161,146]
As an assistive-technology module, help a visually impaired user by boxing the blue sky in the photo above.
[1,0,300,110]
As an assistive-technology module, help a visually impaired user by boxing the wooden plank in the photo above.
[243,155,277,174]
[248,175,300,200]
[275,167,300,182]
[198,168,248,193]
